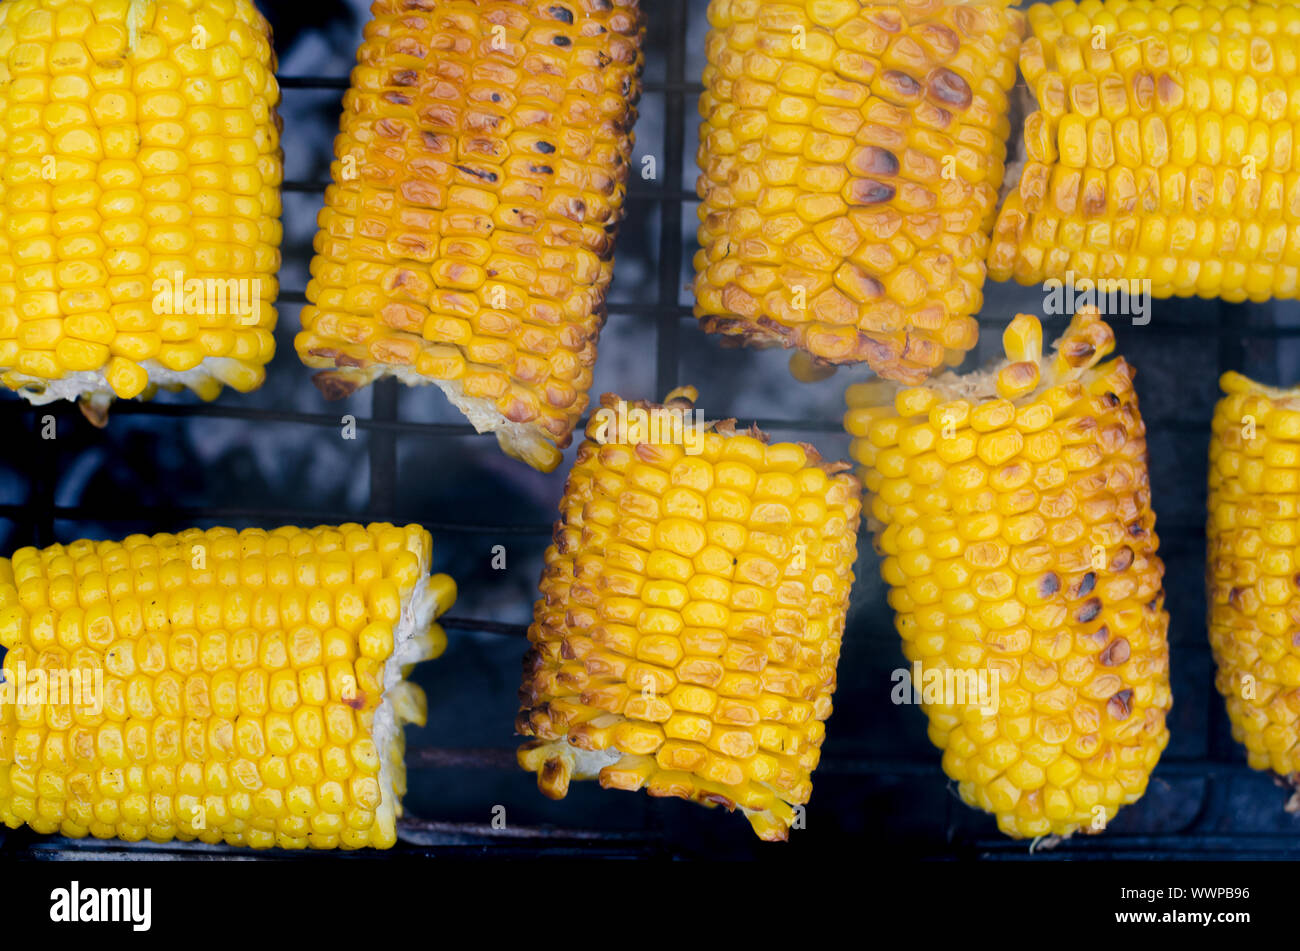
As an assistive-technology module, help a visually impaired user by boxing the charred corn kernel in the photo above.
[847,309,1171,838]
[0,524,455,850]
[296,1,644,473]
[694,0,1024,383]
[991,0,1300,304]
[1209,371,1300,792]
[0,0,282,419]
[518,389,861,841]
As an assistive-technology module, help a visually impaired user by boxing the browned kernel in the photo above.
[1099,637,1131,666]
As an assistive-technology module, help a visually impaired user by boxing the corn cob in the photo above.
[517,387,861,840]
[846,309,1171,838]
[0,522,456,850]
[693,0,1024,384]
[296,1,644,473]
[990,0,1300,301]
[0,0,283,423]
[1208,371,1300,802]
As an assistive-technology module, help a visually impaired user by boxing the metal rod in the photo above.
[654,0,688,399]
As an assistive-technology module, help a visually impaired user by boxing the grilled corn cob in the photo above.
[517,388,862,840]
[296,1,644,473]
[846,309,1171,837]
[693,0,1024,384]
[0,522,455,849]
[1208,371,1300,800]
[990,0,1300,301]
[0,0,283,422]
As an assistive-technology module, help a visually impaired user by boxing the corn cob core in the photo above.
[846,309,1171,838]
[0,0,283,416]
[1208,371,1300,790]
[296,0,644,473]
[0,523,456,850]
[990,0,1300,302]
[693,0,1023,384]
[517,389,861,840]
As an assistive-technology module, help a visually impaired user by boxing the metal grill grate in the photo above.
[2,0,1300,861]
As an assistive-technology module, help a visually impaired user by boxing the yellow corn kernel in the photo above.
[519,390,861,841]
[0,523,454,850]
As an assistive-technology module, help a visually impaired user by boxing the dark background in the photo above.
[2,0,1299,861]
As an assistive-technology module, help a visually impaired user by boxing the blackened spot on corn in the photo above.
[536,140,556,154]
[1128,522,1146,538]
[540,757,568,793]
[847,178,896,205]
[1111,546,1134,571]
[1099,637,1130,666]
[549,4,574,23]
[344,691,366,710]
[1076,597,1102,623]
[421,131,443,149]
[531,164,554,175]
[1146,597,1160,611]
[491,92,502,102]
[1107,689,1134,720]
[597,50,612,68]
[851,145,900,177]
[454,164,498,183]
[1077,571,1097,597]
[392,70,418,86]
[1228,586,1244,608]
[1038,572,1061,597]
[553,34,571,47]
[383,91,411,105]
[1103,391,1120,407]
[927,68,972,109]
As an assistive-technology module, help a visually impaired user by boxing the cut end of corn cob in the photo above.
[517,389,862,840]
[693,0,1024,383]
[846,309,1171,838]
[296,0,646,473]
[0,523,455,850]
[989,0,1300,301]
[0,0,284,413]
[1209,371,1300,783]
